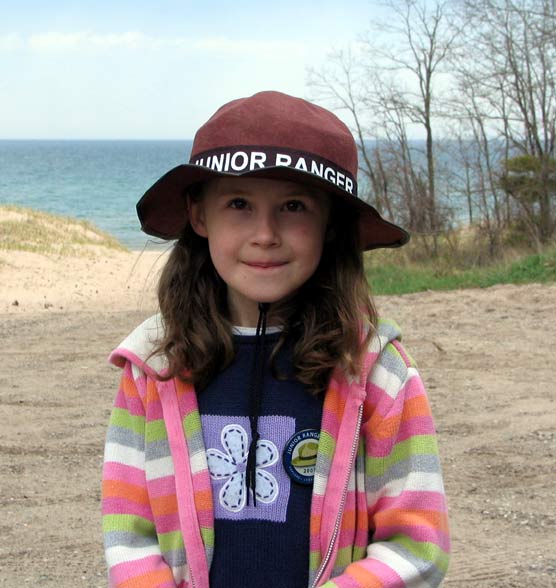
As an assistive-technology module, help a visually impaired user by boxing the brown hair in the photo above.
[153,195,377,395]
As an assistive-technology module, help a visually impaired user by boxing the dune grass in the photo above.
[0,205,128,256]
[366,229,556,295]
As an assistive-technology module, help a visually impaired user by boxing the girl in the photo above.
[102,91,450,588]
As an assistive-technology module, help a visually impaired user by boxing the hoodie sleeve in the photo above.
[102,361,178,588]
[323,340,450,588]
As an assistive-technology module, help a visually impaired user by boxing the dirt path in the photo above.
[1,283,555,587]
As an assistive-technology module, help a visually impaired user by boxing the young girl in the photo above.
[102,91,450,588]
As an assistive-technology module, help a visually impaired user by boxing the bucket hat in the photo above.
[136,91,409,250]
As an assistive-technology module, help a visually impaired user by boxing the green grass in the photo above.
[0,205,128,256]
[367,249,556,295]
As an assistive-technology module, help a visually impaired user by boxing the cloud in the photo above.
[0,32,305,57]
[0,33,24,50]
[28,31,149,50]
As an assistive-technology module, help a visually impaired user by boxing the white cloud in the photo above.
[0,33,24,50]
[1,31,306,57]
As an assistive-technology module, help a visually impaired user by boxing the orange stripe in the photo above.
[122,372,142,400]
[103,480,149,505]
[375,508,449,533]
[146,379,161,403]
[194,488,213,511]
[401,395,432,420]
[377,395,432,437]
[340,507,356,530]
[119,567,175,588]
[347,563,384,587]
[310,512,322,534]
[151,493,178,517]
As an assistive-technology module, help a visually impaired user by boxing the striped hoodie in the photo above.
[102,314,450,588]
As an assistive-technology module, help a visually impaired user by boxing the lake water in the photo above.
[0,140,193,249]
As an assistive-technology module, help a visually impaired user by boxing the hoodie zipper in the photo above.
[311,403,363,588]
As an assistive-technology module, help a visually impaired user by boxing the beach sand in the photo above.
[1,246,555,587]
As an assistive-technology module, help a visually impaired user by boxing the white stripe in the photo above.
[369,363,403,399]
[367,472,445,504]
[145,455,175,480]
[104,442,145,470]
[106,544,162,567]
[131,363,144,381]
[189,448,208,474]
[367,543,423,587]
[172,565,188,585]
[313,471,327,495]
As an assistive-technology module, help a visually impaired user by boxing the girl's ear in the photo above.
[188,198,208,238]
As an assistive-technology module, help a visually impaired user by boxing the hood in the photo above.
[108,314,404,378]
[373,318,403,350]
[108,313,167,378]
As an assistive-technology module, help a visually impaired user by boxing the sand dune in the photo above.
[1,230,555,586]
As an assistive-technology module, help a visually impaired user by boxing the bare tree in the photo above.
[453,0,556,243]
[308,0,459,255]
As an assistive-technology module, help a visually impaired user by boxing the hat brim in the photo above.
[136,164,410,250]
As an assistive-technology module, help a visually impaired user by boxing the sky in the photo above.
[0,0,383,139]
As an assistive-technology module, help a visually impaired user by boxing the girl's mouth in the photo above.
[244,261,287,269]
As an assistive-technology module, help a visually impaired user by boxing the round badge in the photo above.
[283,429,320,485]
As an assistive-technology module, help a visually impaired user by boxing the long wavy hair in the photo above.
[153,190,377,395]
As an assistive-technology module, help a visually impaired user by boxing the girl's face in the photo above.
[189,177,331,327]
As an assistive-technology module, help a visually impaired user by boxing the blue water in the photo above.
[0,140,193,249]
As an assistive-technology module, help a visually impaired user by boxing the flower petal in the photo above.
[206,448,237,479]
[221,424,249,465]
[256,439,279,469]
[219,472,247,513]
[255,469,279,504]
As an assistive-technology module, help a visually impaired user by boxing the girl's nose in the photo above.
[250,211,281,247]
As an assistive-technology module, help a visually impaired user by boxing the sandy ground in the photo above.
[1,248,555,587]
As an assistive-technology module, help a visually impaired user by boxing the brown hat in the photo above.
[136,91,409,250]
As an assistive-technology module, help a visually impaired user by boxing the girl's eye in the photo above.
[228,198,248,210]
[284,200,306,212]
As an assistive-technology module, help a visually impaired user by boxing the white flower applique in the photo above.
[206,423,279,512]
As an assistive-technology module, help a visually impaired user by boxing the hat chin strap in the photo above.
[245,302,271,506]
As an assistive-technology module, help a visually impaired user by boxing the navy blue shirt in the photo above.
[197,330,323,588]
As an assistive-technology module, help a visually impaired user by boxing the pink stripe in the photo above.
[330,570,370,588]
[110,555,174,587]
[396,415,436,442]
[146,398,165,421]
[112,388,145,417]
[152,512,181,534]
[103,462,146,486]
[373,491,447,513]
[103,497,153,520]
[148,475,177,497]
[109,349,159,379]
[350,556,403,586]
[374,524,450,552]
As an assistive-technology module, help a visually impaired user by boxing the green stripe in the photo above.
[334,544,353,568]
[103,514,155,536]
[183,410,202,438]
[158,529,185,553]
[109,408,145,434]
[394,534,450,573]
[309,549,321,571]
[317,430,335,459]
[366,434,439,474]
[145,418,168,443]
[200,526,214,548]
